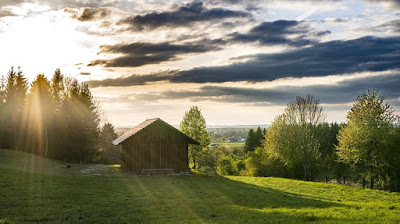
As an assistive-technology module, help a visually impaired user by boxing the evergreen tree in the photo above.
[180,106,210,169]
[26,74,53,156]
[51,68,64,108]
[100,122,120,164]
[336,90,399,189]
[5,67,28,150]
[0,75,6,148]
[245,127,266,152]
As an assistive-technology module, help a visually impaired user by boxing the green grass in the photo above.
[212,142,245,148]
[1,149,400,223]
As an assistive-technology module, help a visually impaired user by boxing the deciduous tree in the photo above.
[180,106,210,169]
[336,90,399,189]
[265,95,325,181]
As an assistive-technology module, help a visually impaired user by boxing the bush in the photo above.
[217,156,234,175]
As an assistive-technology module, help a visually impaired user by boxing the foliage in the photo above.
[25,74,53,156]
[265,95,325,180]
[99,122,121,164]
[4,67,28,150]
[0,68,101,163]
[244,127,265,152]
[216,155,235,175]
[336,90,399,189]
[180,106,210,169]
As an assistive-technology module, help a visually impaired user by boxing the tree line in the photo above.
[0,67,119,163]
[182,91,400,191]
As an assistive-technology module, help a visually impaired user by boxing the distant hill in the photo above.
[116,124,270,136]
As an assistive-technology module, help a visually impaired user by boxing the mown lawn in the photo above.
[0,149,399,223]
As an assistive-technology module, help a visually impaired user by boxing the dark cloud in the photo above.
[88,39,225,67]
[230,20,330,47]
[77,8,110,21]
[133,73,400,106]
[87,36,400,86]
[80,72,91,75]
[117,2,249,31]
[87,71,176,87]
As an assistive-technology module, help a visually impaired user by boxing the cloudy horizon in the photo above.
[1,0,399,126]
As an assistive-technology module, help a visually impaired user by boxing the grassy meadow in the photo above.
[1,149,400,224]
[212,142,245,148]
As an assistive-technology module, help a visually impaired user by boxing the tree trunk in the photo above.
[370,176,374,189]
[44,124,49,157]
[12,114,17,150]
[363,178,366,188]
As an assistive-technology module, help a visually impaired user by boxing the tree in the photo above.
[0,75,6,148]
[100,122,120,164]
[53,78,100,163]
[26,74,53,156]
[180,106,210,169]
[336,90,399,189]
[265,95,325,181]
[245,127,264,152]
[5,67,28,150]
[51,68,64,109]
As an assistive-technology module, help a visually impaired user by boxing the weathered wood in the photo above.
[114,118,199,173]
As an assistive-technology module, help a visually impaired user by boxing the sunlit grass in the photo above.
[0,149,399,223]
[212,142,245,148]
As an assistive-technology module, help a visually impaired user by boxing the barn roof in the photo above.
[112,118,200,146]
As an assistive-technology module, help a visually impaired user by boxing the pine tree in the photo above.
[26,74,53,156]
[180,106,210,169]
[5,67,28,150]
[0,75,6,148]
[100,123,120,164]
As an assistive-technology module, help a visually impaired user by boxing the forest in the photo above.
[0,67,118,164]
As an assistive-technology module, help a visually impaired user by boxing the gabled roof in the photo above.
[112,118,200,146]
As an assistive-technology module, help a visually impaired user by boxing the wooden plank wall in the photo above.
[121,120,191,173]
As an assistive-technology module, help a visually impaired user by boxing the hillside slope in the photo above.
[0,149,399,223]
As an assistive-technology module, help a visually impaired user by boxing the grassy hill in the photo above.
[0,149,399,223]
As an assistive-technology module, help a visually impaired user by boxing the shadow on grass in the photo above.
[1,165,352,224]
[103,172,348,223]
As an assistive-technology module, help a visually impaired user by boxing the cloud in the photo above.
[230,20,330,47]
[132,72,400,106]
[87,36,400,86]
[0,8,15,17]
[363,0,400,8]
[87,71,176,87]
[371,19,400,33]
[322,17,349,23]
[88,39,225,67]
[117,2,249,31]
[76,7,110,21]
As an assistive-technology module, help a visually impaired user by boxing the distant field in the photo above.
[211,142,245,148]
[1,149,400,223]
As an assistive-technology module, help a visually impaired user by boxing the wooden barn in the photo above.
[112,118,199,174]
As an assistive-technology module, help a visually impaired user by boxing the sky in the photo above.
[0,0,399,127]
